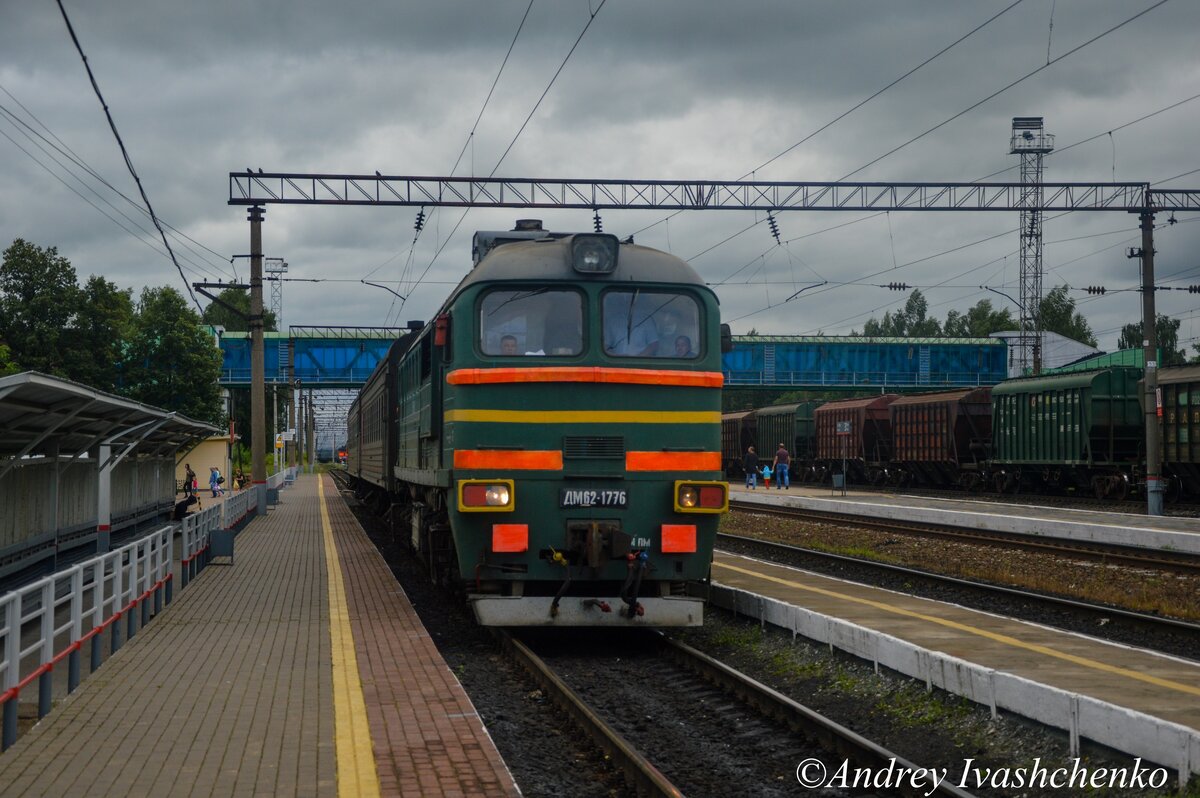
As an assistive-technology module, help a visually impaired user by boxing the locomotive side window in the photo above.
[602,290,700,359]
[479,288,584,356]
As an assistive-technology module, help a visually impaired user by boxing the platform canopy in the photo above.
[0,372,220,462]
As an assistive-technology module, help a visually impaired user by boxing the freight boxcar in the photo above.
[754,402,819,482]
[990,367,1143,498]
[889,388,992,489]
[721,410,756,477]
[814,394,899,484]
[1159,365,1200,499]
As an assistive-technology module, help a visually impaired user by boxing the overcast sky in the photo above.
[4,1,1199,398]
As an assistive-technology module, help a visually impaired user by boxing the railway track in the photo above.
[716,532,1200,660]
[495,629,975,798]
[729,498,1200,575]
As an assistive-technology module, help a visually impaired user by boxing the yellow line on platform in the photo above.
[319,478,381,798]
[714,558,1200,698]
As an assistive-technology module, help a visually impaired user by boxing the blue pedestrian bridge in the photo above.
[217,329,1008,392]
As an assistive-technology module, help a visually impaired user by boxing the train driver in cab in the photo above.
[603,292,659,356]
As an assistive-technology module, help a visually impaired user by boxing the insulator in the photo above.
[1189,285,1200,294]
[593,209,602,233]
[767,213,781,244]
[886,282,909,291]
[1086,286,1106,295]
[414,208,426,233]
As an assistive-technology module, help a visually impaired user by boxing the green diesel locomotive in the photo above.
[347,221,730,626]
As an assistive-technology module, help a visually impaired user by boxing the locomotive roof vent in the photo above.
[472,219,567,265]
[406,320,424,331]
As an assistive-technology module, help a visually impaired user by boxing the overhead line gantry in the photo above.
[228,171,1200,516]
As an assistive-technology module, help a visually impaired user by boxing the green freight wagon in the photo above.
[990,367,1143,498]
[753,402,819,482]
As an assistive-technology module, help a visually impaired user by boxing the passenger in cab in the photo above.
[673,335,695,358]
[500,335,519,356]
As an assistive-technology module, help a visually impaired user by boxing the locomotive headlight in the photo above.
[570,234,619,274]
[458,479,515,512]
[674,481,729,514]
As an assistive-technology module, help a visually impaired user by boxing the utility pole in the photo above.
[1132,206,1163,515]
[272,388,278,475]
[307,387,315,474]
[248,205,267,515]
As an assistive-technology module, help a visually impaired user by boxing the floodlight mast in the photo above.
[1010,117,1054,376]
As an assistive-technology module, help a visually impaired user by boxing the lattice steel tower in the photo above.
[1010,117,1054,375]
[265,257,288,329]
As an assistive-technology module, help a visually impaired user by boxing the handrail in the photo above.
[1,527,174,750]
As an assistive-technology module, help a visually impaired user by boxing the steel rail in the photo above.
[717,532,1200,637]
[657,635,977,798]
[498,626,977,798]
[492,630,684,798]
[729,499,1200,574]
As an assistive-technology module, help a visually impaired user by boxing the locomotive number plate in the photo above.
[559,488,627,508]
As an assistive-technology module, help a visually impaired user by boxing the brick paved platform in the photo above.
[0,474,520,797]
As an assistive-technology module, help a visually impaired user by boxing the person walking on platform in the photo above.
[743,446,759,489]
[183,463,196,497]
[772,443,791,490]
[209,466,223,497]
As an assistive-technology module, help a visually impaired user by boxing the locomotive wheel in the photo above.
[1092,478,1107,500]
[993,472,1008,494]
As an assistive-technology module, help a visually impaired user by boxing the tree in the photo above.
[0,343,20,377]
[1117,314,1186,365]
[0,239,80,377]
[200,287,277,333]
[942,299,1015,338]
[63,275,135,392]
[124,287,223,422]
[1038,285,1096,347]
[862,290,941,337]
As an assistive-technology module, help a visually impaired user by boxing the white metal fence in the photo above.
[0,527,173,749]
[0,472,299,751]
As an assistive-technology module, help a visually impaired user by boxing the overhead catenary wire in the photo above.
[633,1,1026,241]
[369,0,537,301]
[840,0,1172,180]
[55,0,205,313]
[398,0,610,315]
[0,102,233,281]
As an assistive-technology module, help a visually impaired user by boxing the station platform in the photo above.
[0,474,520,797]
[709,551,1200,782]
[729,484,1200,555]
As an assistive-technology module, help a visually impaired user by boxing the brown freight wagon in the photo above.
[1158,365,1200,500]
[889,387,992,489]
[814,394,898,484]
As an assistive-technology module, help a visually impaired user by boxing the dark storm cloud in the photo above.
[2,0,1199,375]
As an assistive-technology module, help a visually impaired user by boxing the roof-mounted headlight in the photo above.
[571,234,619,274]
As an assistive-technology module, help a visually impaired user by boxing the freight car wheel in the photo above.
[1164,477,1182,504]
[1113,475,1130,502]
